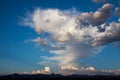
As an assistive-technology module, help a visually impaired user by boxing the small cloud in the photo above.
[86,66,95,71]
[115,7,120,16]
[119,18,120,22]
[31,66,51,74]
[44,67,51,72]
[35,27,44,34]
[92,0,106,3]
[115,44,120,48]
[31,37,47,46]
[60,65,79,70]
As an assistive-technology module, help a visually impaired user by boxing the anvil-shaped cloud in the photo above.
[23,3,120,68]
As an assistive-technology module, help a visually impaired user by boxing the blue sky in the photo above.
[0,0,120,75]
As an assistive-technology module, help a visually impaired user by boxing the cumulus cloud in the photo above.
[92,4,112,25]
[92,0,106,3]
[22,3,119,69]
[21,66,120,75]
[77,4,113,26]
[23,8,102,67]
[20,67,51,75]
[32,67,51,74]
[58,66,120,75]
[58,66,96,75]
[93,22,120,46]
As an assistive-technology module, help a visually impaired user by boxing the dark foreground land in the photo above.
[0,73,120,80]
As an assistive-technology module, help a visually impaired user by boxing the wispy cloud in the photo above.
[92,0,106,3]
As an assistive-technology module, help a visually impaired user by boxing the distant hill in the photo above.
[0,73,120,80]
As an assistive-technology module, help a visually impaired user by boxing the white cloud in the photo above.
[60,66,79,70]
[23,3,119,69]
[21,66,120,75]
[57,66,120,75]
[86,66,95,71]
[31,66,51,74]
[31,37,47,46]
[44,67,50,72]
[23,8,104,67]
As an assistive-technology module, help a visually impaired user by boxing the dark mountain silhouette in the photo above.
[0,73,120,80]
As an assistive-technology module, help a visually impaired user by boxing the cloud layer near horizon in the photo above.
[23,3,120,68]
[22,66,120,75]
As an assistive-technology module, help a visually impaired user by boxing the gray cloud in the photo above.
[93,22,120,46]
[77,4,113,26]
[92,4,112,25]
[115,7,120,16]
